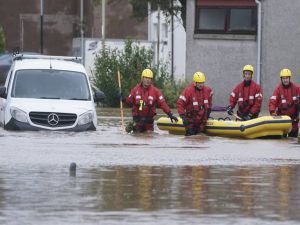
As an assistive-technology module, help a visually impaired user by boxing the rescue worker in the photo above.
[269,68,300,137]
[177,71,213,136]
[226,65,263,120]
[122,68,178,132]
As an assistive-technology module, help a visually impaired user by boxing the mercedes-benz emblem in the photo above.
[47,113,59,126]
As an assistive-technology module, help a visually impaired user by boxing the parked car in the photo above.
[0,54,105,131]
[0,52,40,85]
[0,53,13,85]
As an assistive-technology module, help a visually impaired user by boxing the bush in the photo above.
[161,79,188,108]
[92,39,187,107]
[0,26,6,53]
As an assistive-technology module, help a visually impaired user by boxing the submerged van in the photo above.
[0,54,105,131]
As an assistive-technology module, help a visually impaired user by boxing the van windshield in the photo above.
[11,69,91,100]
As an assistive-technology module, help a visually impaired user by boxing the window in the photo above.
[12,70,90,100]
[195,0,257,35]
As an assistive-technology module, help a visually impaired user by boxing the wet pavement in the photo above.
[0,108,300,225]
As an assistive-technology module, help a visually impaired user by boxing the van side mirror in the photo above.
[0,86,7,99]
[94,90,105,102]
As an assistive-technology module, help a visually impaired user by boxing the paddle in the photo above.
[117,70,125,133]
[232,112,242,120]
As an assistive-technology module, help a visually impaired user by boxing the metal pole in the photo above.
[171,0,174,80]
[157,4,160,77]
[80,0,84,62]
[102,0,106,43]
[255,0,262,85]
[147,2,151,41]
[20,18,24,51]
[40,0,44,54]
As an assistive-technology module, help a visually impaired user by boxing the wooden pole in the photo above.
[117,70,125,133]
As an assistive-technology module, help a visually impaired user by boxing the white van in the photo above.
[0,54,105,131]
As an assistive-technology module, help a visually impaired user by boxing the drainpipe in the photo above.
[255,0,262,84]
[40,0,44,54]
[101,0,106,44]
[157,5,160,78]
[148,2,151,41]
[171,0,174,81]
[80,0,84,63]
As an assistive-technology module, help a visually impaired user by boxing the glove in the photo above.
[125,120,136,133]
[242,114,251,121]
[226,105,233,116]
[180,114,189,126]
[206,108,211,118]
[117,92,126,102]
[167,112,178,123]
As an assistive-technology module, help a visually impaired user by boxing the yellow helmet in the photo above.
[280,68,292,78]
[243,64,254,74]
[193,71,206,83]
[141,69,153,79]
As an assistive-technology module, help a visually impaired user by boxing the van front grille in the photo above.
[29,112,77,127]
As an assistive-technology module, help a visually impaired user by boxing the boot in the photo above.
[288,129,298,138]
[185,129,196,136]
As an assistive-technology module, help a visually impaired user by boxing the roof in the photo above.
[12,55,86,73]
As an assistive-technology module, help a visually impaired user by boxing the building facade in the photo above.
[186,0,300,110]
[148,10,186,81]
[0,0,147,55]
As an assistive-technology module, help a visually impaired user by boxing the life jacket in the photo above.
[237,82,256,108]
[277,83,299,112]
[191,89,210,112]
[177,84,212,123]
[128,83,170,118]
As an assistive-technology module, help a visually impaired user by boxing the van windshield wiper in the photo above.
[68,98,89,100]
[38,96,61,99]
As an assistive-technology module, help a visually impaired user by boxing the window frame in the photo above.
[195,5,257,35]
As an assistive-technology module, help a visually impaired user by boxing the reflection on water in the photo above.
[82,166,300,221]
[1,165,300,224]
[0,165,300,225]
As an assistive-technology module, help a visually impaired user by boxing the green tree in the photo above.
[0,26,6,53]
[161,79,188,108]
[92,40,185,107]
[93,40,155,107]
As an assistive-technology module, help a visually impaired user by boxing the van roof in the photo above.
[12,57,86,73]
[13,54,82,62]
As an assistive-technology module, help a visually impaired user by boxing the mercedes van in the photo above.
[0,54,105,131]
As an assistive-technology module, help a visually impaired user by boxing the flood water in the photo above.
[0,108,300,225]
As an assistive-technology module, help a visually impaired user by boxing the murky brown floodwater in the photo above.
[0,108,300,225]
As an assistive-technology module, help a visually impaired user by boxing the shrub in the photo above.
[161,79,188,108]
[92,39,187,107]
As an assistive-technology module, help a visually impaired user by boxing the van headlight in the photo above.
[10,107,28,123]
[78,111,94,125]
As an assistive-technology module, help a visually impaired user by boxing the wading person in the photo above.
[269,68,300,137]
[122,68,177,132]
[226,65,263,121]
[177,71,213,136]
